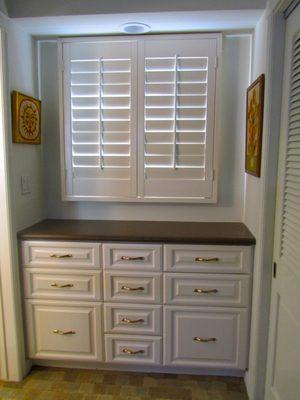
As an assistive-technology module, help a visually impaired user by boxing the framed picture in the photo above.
[11,91,41,144]
[245,74,265,177]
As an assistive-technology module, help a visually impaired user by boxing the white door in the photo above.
[265,4,300,400]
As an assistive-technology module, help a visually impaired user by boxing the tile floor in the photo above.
[0,366,248,400]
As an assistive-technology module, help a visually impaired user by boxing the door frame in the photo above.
[244,1,296,399]
[0,25,28,381]
[264,1,300,398]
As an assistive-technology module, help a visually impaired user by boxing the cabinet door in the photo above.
[164,244,252,273]
[22,241,101,269]
[164,306,249,369]
[104,272,162,303]
[164,273,250,307]
[105,334,162,365]
[24,269,102,301]
[104,303,162,335]
[103,243,162,271]
[25,300,103,361]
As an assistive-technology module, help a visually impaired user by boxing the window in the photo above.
[59,34,221,202]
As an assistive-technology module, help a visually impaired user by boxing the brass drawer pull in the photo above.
[195,257,219,262]
[52,329,76,335]
[120,256,145,261]
[51,283,74,288]
[122,348,145,355]
[194,288,218,294]
[193,337,217,343]
[121,317,145,324]
[121,286,145,292]
[50,254,73,259]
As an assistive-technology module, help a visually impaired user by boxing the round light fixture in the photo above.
[120,22,151,34]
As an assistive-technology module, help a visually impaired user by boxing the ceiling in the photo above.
[6,0,267,18]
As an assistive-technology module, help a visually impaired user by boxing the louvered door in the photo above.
[61,39,137,199]
[265,5,300,400]
[138,35,220,201]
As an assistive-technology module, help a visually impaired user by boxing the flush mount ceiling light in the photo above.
[120,22,151,34]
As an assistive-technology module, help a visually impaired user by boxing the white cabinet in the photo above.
[105,335,162,365]
[164,306,248,369]
[104,303,162,335]
[26,300,103,361]
[164,273,250,307]
[21,239,252,373]
[22,241,101,269]
[164,244,252,273]
[104,271,162,304]
[24,269,102,301]
[103,243,162,271]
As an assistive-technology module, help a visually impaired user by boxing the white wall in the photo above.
[40,34,251,222]
[0,11,44,380]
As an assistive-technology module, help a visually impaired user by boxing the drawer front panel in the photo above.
[164,245,252,273]
[103,243,162,271]
[25,300,102,361]
[105,334,162,365]
[164,274,250,307]
[104,272,162,303]
[22,241,101,269]
[104,303,162,335]
[164,306,248,369]
[24,269,102,301]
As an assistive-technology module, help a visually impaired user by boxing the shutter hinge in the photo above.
[215,56,218,69]
[273,262,277,279]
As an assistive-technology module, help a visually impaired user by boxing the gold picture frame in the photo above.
[12,91,41,144]
[245,74,265,177]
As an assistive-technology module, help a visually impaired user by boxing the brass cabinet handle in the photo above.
[121,317,145,324]
[194,257,219,262]
[51,283,74,288]
[193,337,217,343]
[121,286,145,292]
[52,329,76,335]
[122,348,144,355]
[194,288,218,294]
[120,256,145,261]
[50,254,73,259]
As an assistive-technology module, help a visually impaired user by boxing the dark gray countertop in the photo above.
[17,219,255,246]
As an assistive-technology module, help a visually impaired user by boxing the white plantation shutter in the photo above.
[60,35,221,202]
[62,39,137,198]
[139,36,219,200]
[281,31,300,272]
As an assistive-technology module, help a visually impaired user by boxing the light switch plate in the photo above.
[21,175,31,195]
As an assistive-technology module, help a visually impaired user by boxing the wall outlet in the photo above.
[21,175,31,195]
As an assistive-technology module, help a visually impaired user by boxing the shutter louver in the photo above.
[62,40,137,198]
[140,37,218,200]
[281,32,300,273]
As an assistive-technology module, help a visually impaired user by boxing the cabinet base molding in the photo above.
[32,359,245,377]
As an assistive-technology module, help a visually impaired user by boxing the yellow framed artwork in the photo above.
[11,91,41,144]
[245,74,265,177]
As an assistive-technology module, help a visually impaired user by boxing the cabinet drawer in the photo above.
[164,245,252,273]
[24,269,102,301]
[105,334,162,365]
[22,241,101,269]
[164,273,250,307]
[104,272,162,303]
[103,243,162,271]
[104,303,162,335]
[164,306,248,369]
[25,300,102,361]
